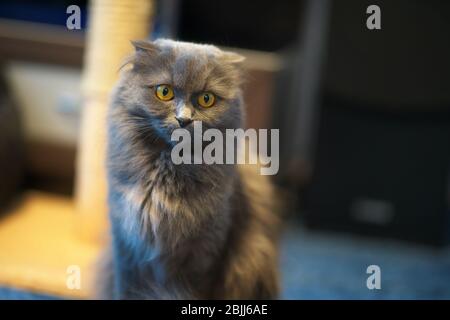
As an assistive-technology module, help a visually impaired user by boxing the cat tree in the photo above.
[76,0,153,243]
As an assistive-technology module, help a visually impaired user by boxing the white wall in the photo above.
[5,61,82,147]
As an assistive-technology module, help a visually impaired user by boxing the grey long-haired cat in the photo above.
[98,39,280,299]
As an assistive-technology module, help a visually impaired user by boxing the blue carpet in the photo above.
[280,223,450,299]
[0,287,58,300]
[1,222,449,299]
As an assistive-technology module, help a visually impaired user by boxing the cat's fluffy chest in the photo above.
[112,165,234,292]
[116,161,234,250]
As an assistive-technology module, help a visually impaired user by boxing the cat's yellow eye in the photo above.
[155,84,174,101]
[197,92,215,108]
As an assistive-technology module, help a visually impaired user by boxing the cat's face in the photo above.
[113,39,245,145]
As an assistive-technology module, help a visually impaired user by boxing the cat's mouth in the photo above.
[151,120,193,147]
[153,119,223,149]
[174,116,193,128]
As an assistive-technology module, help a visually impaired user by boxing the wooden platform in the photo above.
[0,191,103,298]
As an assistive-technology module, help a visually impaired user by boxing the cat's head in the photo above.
[112,39,246,145]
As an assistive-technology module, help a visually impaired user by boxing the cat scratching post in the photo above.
[76,0,153,243]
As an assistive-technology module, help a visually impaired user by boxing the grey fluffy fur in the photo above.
[97,39,281,299]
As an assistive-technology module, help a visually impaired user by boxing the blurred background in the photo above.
[0,0,449,299]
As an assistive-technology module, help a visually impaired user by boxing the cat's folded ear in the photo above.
[119,40,160,72]
[131,40,160,55]
[217,51,246,87]
[220,51,246,65]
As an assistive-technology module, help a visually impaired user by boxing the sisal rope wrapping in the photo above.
[75,0,153,243]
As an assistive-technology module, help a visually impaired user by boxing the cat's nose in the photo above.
[175,116,193,128]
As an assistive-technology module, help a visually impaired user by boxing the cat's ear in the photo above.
[220,51,246,65]
[131,40,160,55]
[121,40,160,72]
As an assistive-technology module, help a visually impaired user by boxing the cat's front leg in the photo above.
[95,229,137,299]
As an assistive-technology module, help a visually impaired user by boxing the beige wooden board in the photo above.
[0,192,103,298]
